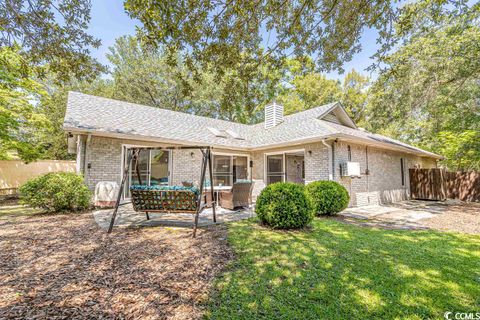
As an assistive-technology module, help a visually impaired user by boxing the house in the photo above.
[63,92,442,206]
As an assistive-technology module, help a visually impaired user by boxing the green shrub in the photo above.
[256,182,314,229]
[20,172,91,213]
[305,181,349,215]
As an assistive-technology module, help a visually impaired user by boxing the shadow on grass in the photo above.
[207,217,480,319]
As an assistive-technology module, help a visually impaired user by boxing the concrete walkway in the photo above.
[93,203,255,230]
[338,200,463,230]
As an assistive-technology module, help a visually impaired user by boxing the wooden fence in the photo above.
[409,168,480,202]
[0,160,76,196]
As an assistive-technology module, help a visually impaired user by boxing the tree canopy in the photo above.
[0,0,104,82]
[124,0,396,76]
[0,46,49,161]
[367,0,480,169]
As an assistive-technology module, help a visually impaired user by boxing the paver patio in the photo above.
[93,203,256,230]
[339,200,480,233]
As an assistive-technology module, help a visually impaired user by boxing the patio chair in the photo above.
[219,181,254,210]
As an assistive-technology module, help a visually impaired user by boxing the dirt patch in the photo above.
[0,211,233,319]
[419,202,480,234]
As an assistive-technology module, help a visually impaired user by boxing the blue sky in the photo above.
[88,1,380,81]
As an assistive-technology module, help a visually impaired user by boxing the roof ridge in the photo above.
[69,92,339,128]
[68,91,250,128]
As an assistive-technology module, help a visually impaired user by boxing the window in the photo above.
[266,151,305,185]
[212,154,249,186]
[225,129,245,140]
[400,158,405,186]
[207,127,227,138]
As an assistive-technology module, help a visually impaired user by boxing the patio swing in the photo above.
[107,146,216,237]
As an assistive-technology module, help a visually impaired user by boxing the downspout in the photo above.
[365,146,369,193]
[322,139,333,180]
[82,136,87,175]
[83,134,91,179]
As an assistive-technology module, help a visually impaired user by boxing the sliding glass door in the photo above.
[124,148,170,198]
[266,154,284,185]
[212,154,249,186]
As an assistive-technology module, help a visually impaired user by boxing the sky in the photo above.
[88,1,380,81]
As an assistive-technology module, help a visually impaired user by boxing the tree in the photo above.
[340,69,369,125]
[36,78,114,160]
[0,0,104,82]
[124,0,396,80]
[107,35,282,123]
[367,1,480,169]
[0,46,49,161]
[437,131,480,171]
[278,72,341,115]
[274,59,368,120]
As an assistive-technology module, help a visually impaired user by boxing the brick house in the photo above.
[63,92,442,206]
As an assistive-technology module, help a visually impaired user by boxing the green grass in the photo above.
[207,218,480,319]
[0,204,43,218]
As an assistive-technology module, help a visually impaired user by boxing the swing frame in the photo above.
[107,146,216,237]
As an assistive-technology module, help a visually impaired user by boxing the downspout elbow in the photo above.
[322,139,333,180]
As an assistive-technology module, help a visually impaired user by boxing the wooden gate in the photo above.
[409,168,447,201]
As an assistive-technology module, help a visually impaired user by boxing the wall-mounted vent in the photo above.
[340,162,361,177]
[264,102,284,129]
[207,127,227,138]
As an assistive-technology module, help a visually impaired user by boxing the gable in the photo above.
[319,104,356,129]
[323,111,342,124]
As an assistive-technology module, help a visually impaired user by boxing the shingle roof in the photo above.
[63,92,442,158]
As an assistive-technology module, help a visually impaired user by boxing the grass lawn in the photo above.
[207,218,480,319]
[0,203,43,218]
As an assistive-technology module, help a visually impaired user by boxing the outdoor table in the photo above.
[208,186,232,208]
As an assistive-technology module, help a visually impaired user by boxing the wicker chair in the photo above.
[219,181,254,210]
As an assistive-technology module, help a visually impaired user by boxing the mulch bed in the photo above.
[0,212,233,319]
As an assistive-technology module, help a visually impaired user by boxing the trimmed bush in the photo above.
[256,182,314,229]
[305,181,349,215]
[20,172,91,213]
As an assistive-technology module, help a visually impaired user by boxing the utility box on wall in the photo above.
[340,162,361,178]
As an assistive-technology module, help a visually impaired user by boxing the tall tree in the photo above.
[0,0,104,82]
[37,78,114,160]
[367,0,480,169]
[0,47,49,161]
[107,35,281,123]
[278,72,341,115]
[341,69,369,125]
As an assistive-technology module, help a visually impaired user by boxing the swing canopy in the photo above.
[108,145,216,237]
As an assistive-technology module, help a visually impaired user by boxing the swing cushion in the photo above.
[130,185,200,212]
[130,185,200,195]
